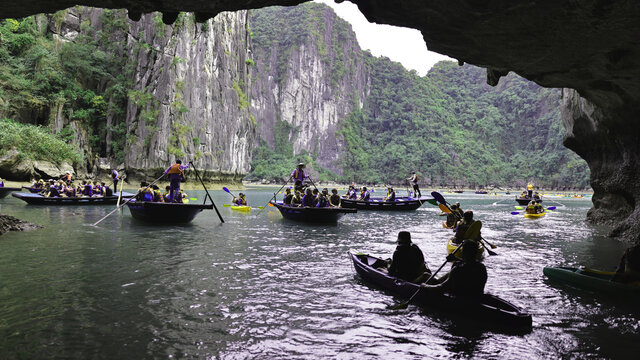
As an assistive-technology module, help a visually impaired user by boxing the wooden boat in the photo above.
[341,196,435,211]
[350,252,532,331]
[0,186,21,199]
[126,200,213,223]
[447,238,484,260]
[453,190,464,193]
[524,211,546,219]
[515,196,542,205]
[475,190,488,194]
[543,266,640,296]
[11,192,135,205]
[270,201,356,223]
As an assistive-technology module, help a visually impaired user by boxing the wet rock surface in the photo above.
[0,214,42,235]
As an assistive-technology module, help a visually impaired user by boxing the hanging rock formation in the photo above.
[3,0,640,238]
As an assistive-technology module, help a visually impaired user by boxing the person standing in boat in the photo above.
[291,163,307,192]
[388,231,429,282]
[111,169,120,190]
[527,183,534,198]
[407,172,421,198]
[329,188,341,207]
[165,160,189,203]
[421,240,487,299]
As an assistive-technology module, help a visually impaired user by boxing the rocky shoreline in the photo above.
[0,214,42,235]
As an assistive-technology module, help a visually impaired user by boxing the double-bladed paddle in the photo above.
[511,206,556,215]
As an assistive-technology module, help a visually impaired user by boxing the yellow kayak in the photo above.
[447,238,484,261]
[231,205,251,212]
[524,211,546,218]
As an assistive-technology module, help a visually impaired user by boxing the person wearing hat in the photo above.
[165,159,189,203]
[407,171,421,198]
[421,240,487,299]
[61,170,73,183]
[388,231,429,282]
[452,210,480,244]
[291,163,307,191]
[445,204,458,228]
[233,193,247,206]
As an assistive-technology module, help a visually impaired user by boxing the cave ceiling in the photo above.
[2,0,640,111]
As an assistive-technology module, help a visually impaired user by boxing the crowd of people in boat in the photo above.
[135,182,189,203]
[280,187,343,208]
[26,172,116,198]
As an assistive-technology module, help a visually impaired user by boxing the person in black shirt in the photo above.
[283,188,293,205]
[388,231,428,282]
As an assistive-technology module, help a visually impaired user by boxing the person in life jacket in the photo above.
[446,204,459,228]
[82,181,93,197]
[136,182,154,202]
[360,186,370,201]
[526,200,536,214]
[291,163,307,186]
[527,183,534,198]
[151,185,164,202]
[61,171,72,183]
[302,188,315,207]
[317,188,330,207]
[163,186,172,202]
[454,202,464,220]
[384,187,396,202]
[233,193,247,206]
[102,182,113,197]
[283,188,293,205]
[329,188,341,207]
[407,172,421,198]
[93,181,103,197]
[291,190,303,207]
[534,199,544,213]
[453,211,480,244]
[311,188,321,206]
[0,177,4,187]
[63,181,76,197]
[164,160,189,203]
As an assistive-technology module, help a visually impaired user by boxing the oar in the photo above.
[93,172,166,226]
[189,161,224,223]
[511,211,521,215]
[257,175,293,215]
[222,186,236,198]
[116,177,124,207]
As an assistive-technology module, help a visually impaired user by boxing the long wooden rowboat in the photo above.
[126,200,213,223]
[543,266,640,296]
[341,196,435,211]
[515,196,542,205]
[0,187,22,199]
[350,252,532,331]
[12,192,135,205]
[270,201,356,223]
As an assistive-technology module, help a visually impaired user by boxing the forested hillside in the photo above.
[248,4,590,188]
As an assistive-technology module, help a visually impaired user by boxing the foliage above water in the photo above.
[0,118,83,164]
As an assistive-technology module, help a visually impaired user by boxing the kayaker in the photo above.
[384,187,396,202]
[454,202,464,219]
[165,160,189,203]
[283,188,293,205]
[452,211,480,244]
[612,244,640,283]
[291,190,303,207]
[407,171,421,198]
[388,231,429,282]
[421,240,487,299]
[301,188,315,207]
[359,186,370,201]
[534,200,544,213]
[445,204,458,228]
[525,201,536,214]
[233,193,247,206]
[329,188,341,207]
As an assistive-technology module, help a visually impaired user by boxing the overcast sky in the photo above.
[315,0,453,76]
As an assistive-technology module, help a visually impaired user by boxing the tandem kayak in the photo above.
[350,252,532,331]
[543,266,640,296]
[524,211,546,218]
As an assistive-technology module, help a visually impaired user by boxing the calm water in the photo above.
[1,188,638,359]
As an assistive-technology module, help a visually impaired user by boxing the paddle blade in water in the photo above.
[547,206,556,210]
[430,191,446,205]
[511,211,521,215]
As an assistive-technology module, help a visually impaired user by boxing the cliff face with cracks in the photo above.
[3,0,640,239]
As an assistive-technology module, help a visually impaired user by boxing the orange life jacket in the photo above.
[167,164,184,176]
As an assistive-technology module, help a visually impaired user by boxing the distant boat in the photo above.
[475,190,488,194]
[0,187,21,199]
[12,192,135,205]
[515,196,542,205]
[341,196,435,211]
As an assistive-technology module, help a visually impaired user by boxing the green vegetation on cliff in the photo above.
[0,119,82,164]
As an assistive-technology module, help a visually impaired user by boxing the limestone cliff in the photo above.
[49,7,256,182]
[249,4,367,173]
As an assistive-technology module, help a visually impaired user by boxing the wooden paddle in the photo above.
[389,221,482,310]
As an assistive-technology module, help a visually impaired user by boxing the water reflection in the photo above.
[1,191,640,358]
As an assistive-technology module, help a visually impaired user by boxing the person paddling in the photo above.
[452,211,481,244]
[233,193,247,206]
[388,231,429,282]
[421,240,487,300]
[164,160,189,203]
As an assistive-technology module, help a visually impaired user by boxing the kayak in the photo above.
[447,237,484,261]
[350,252,532,331]
[231,205,251,212]
[524,211,546,218]
[543,266,640,295]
